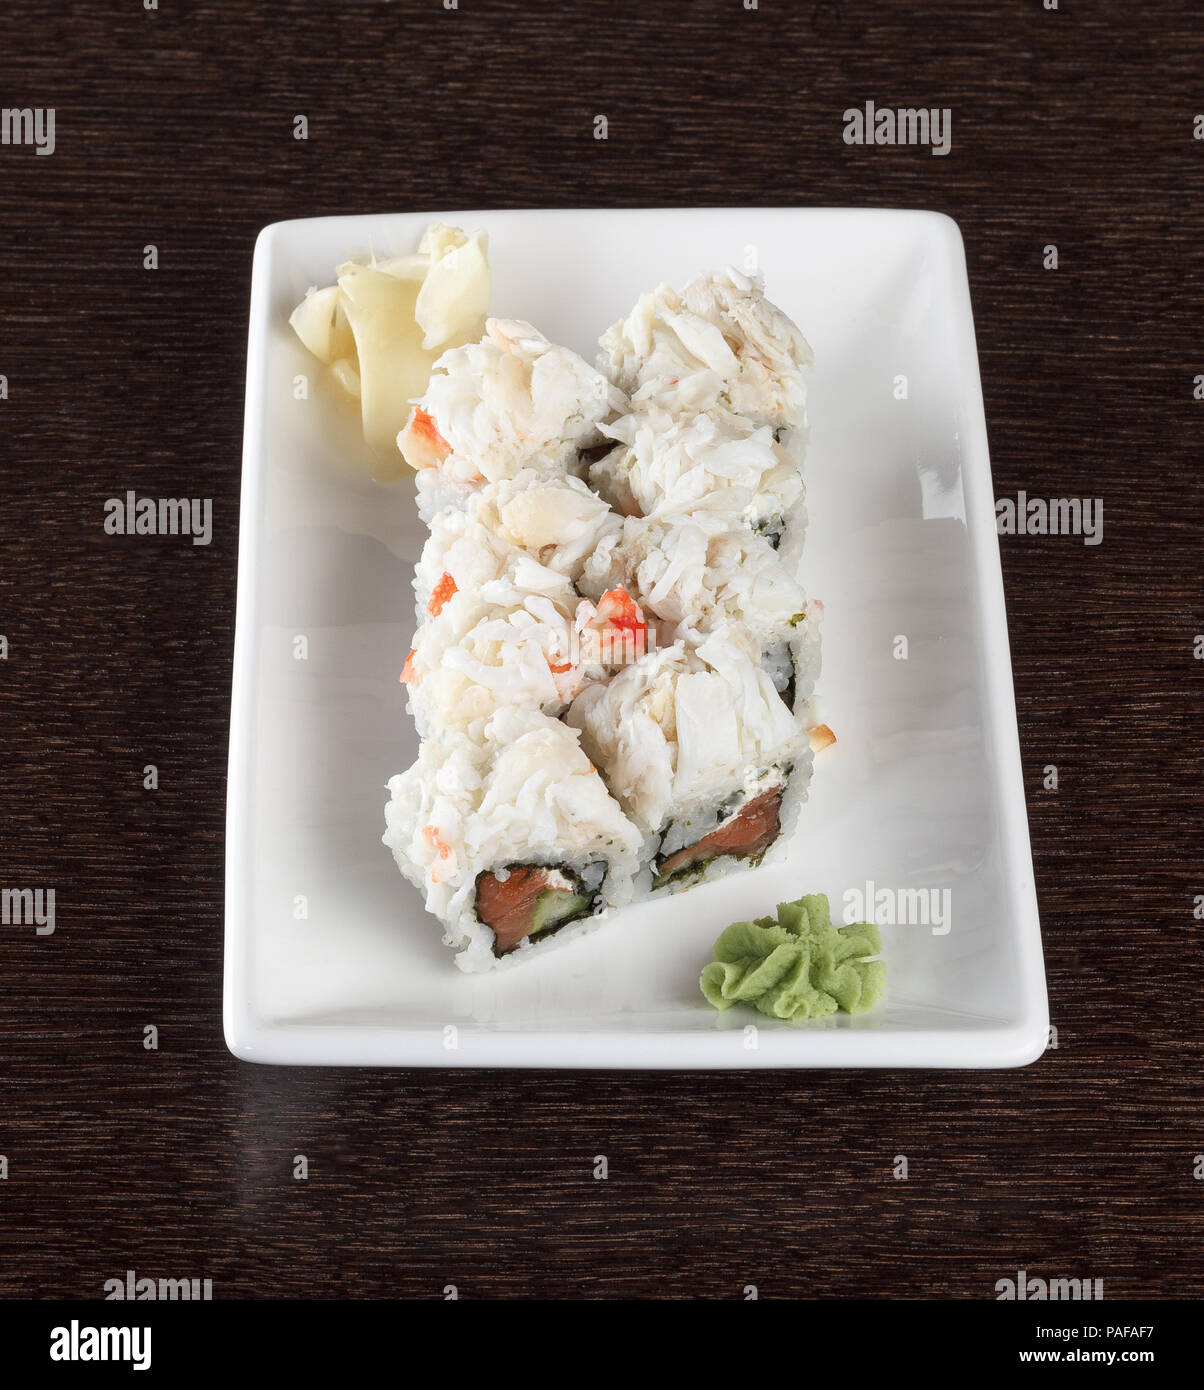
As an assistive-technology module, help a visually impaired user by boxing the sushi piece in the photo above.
[402,583,653,741]
[402,575,648,741]
[597,268,812,439]
[382,706,644,971]
[402,562,589,741]
[589,405,805,543]
[398,317,625,522]
[566,627,812,893]
[581,509,805,640]
[415,502,568,615]
[404,490,644,739]
[442,468,622,586]
[578,509,822,714]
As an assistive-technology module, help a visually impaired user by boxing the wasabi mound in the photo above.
[700,892,884,1021]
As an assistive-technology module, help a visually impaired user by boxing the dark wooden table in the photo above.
[2,0,1201,1300]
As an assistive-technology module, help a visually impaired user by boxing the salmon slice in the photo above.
[475,865,594,956]
[654,786,784,886]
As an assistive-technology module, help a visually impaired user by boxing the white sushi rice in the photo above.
[444,468,621,584]
[406,481,635,738]
[590,404,803,534]
[399,317,624,493]
[414,499,581,620]
[565,625,810,838]
[596,267,812,433]
[407,511,583,737]
[579,510,807,645]
[405,598,585,741]
[382,706,644,972]
[578,510,823,729]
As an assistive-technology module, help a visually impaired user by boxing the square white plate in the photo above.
[224,207,1047,1068]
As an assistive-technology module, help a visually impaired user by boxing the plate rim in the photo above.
[223,206,1048,1070]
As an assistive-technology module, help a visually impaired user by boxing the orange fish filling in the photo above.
[654,787,785,886]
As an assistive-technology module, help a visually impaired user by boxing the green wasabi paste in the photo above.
[700,893,885,1021]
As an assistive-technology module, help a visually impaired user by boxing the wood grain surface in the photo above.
[1,0,1202,1300]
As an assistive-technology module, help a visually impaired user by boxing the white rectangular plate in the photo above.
[225,207,1047,1068]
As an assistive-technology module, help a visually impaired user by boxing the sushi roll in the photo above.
[597,268,812,440]
[580,507,807,636]
[403,580,651,742]
[404,492,645,738]
[402,581,654,741]
[579,509,822,714]
[588,405,805,544]
[383,260,824,966]
[382,706,644,971]
[450,468,622,586]
[398,317,625,522]
[413,486,593,623]
[566,627,812,894]
[402,565,589,741]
